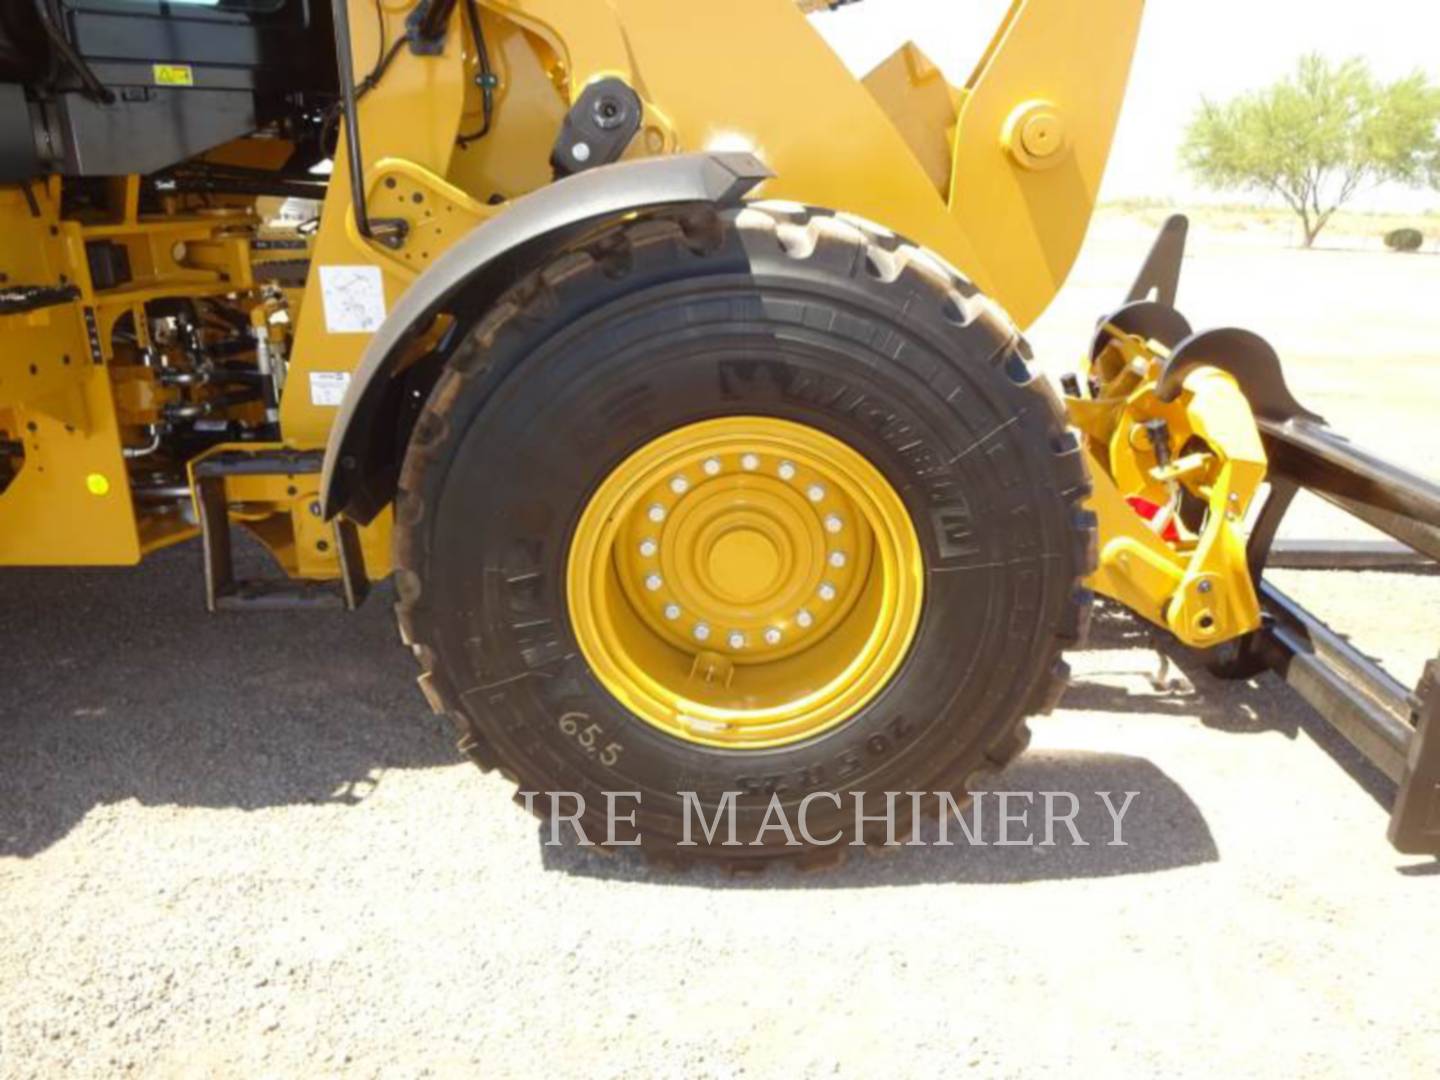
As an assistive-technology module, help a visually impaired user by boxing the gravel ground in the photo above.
[4,215,1440,1077]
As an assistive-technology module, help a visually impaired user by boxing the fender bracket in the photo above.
[319,151,772,523]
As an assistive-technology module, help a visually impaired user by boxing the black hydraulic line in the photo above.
[325,0,412,248]
[328,0,409,248]
[330,0,378,241]
[156,175,329,201]
[457,0,497,146]
[0,284,80,315]
[34,1,114,104]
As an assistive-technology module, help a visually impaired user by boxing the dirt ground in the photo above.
[3,212,1440,1078]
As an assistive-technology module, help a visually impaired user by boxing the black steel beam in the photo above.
[1389,660,1440,854]
[1260,416,1440,535]
[1267,538,1436,572]
[1256,579,1416,785]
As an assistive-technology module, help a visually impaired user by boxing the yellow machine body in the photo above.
[0,0,1256,647]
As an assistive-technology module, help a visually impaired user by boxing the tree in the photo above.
[1182,55,1440,247]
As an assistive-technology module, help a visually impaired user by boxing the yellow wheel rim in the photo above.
[567,417,924,749]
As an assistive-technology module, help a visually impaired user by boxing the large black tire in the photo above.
[394,204,1095,867]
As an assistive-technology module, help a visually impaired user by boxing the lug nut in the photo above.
[818,582,837,602]
[778,461,796,480]
[807,484,825,502]
[670,475,690,495]
[694,622,711,642]
[703,457,722,476]
[824,514,843,533]
[639,538,658,557]
[664,603,682,620]
[645,573,663,591]
[741,453,760,471]
[727,631,747,650]
[764,627,783,645]
[829,551,846,568]
[796,609,814,628]
[647,503,666,523]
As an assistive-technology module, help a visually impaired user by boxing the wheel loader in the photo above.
[2,0,1437,864]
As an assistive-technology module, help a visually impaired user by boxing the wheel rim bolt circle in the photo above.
[621,443,867,657]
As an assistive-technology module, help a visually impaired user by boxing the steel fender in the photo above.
[319,151,773,522]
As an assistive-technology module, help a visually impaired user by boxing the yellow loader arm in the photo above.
[875,0,1146,324]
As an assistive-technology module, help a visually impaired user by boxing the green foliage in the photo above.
[1384,227,1425,252]
[1182,55,1440,246]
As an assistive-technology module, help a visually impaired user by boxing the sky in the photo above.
[812,0,1440,212]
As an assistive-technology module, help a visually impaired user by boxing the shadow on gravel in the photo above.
[4,546,1386,878]
[540,748,1218,888]
[545,601,1407,888]
[1076,602,1398,811]
[0,541,450,859]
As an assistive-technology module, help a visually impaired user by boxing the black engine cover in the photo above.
[2,0,337,178]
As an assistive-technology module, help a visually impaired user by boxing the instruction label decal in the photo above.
[309,371,352,408]
[319,265,387,335]
[153,64,195,87]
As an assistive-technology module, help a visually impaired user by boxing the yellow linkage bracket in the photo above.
[1067,325,1267,649]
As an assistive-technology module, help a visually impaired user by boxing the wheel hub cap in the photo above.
[567,417,924,749]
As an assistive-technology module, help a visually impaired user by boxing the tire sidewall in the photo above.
[409,215,1078,851]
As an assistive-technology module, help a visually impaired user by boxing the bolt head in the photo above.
[703,457,722,476]
[778,461,796,481]
[571,141,592,163]
[664,603,682,620]
[824,515,843,534]
[639,538,658,558]
[670,475,690,495]
[647,503,666,523]
[644,573,663,592]
[818,582,836,602]
[796,609,814,628]
[727,631,747,650]
[741,453,760,471]
[693,623,711,642]
[764,627,782,645]
[807,484,825,502]
[829,551,846,568]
